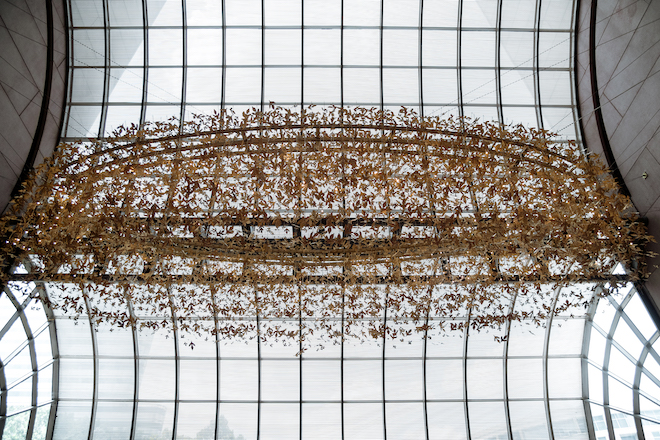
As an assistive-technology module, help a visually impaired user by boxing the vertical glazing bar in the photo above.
[0,358,5,437]
[340,0,344,109]
[170,286,180,440]
[379,0,384,112]
[39,284,59,440]
[139,0,149,126]
[582,294,599,440]
[495,0,503,124]
[99,0,110,137]
[602,296,622,440]
[128,297,140,440]
[179,0,188,126]
[422,289,430,440]
[542,288,559,440]
[84,294,98,440]
[418,0,424,118]
[632,346,647,439]
[340,284,345,440]
[63,0,75,138]
[382,286,388,440]
[533,0,544,129]
[221,0,226,110]
[21,297,39,440]
[212,285,220,440]
[568,0,580,141]
[260,0,266,112]
[300,0,304,109]
[256,285,262,440]
[502,294,515,440]
[463,310,471,440]
[456,0,464,118]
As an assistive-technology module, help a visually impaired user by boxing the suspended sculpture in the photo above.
[0,106,651,349]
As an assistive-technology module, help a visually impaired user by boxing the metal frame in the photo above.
[17,0,612,438]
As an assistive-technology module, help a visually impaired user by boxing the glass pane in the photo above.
[548,358,582,399]
[302,360,341,401]
[179,359,217,400]
[386,402,425,440]
[467,359,504,399]
[509,400,550,440]
[261,360,300,401]
[508,358,544,399]
[71,69,105,102]
[134,402,174,439]
[344,403,384,440]
[304,68,341,104]
[304,30,340,66]
[427,402,466,439]
[59,358,93,400]
[625,294,657,340]
[343,30,380,66]
[139,359,176,399]
[344,0,381,27]
[177,402,217,439]
[187,29,223,65]
[385,360,424,400]
[383,0,419,27]
[220,359,258,400]
[92,402,133,440]
[549,318,585,355]
[219,403,258,440]
[461,32,495,67]
[225,0,261,26]
[344,360,382,401]
[383,30,418,66]
[149,29,183,65]
[550,400,588,440]
[383,69,419,105]
[53,402,92,439]
[110,29,144,66]
[260,403,300,439]
[468,402,508,440]
[98,358,134,399]
[301,403,342,440]
[187,68,223,103]
[305,0,341,25]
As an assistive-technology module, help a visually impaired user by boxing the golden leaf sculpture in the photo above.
[0,106,651,349]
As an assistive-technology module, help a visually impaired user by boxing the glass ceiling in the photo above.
[3,0,658,439]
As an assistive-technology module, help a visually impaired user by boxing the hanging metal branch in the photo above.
[0,106,651,347]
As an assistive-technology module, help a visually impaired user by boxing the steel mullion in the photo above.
[15,296,39,440]
[495,0,503,124]
[582,291,600,440]
[340,283,346,440]
[533,0,544,129]
[382,285,388,440]
[379,0,384,112]
[128,293,140,440]
[418,0,424,117]
[211,282,221,440]
[35,281,59,440]
[542,287,560,440]
[463,308,471,440]
[422,286,430,440]
[633,344,648,440]
[169,284,180,440]
[179,0,188,128]
[502,293,516,440]
[139,0,148,127]
[260,0,265,112]
[602,308,619,440]
[83,292,99,440]
[98,0,110,138]
[221,0,226,111]
[456,0,464,119]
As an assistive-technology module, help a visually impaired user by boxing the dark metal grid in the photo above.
[533,0,544,129]
[542,287,559,439]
